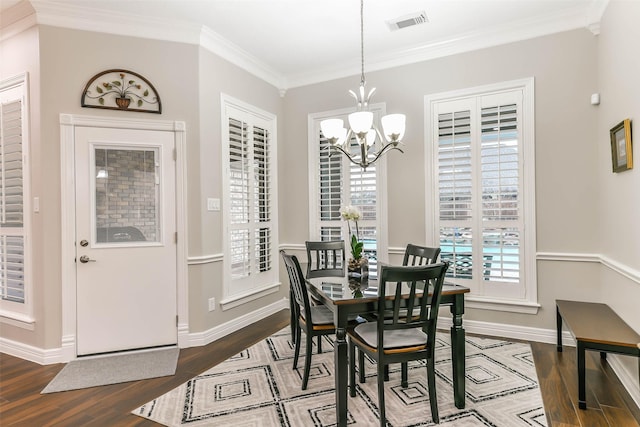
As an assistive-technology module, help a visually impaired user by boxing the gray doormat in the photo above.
[42,347,179,393]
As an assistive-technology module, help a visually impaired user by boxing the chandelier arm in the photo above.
[329,143,353,158]
[367,143,404,165]
[329,144,366,167]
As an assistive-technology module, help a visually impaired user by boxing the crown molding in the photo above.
[0,1,36,41]
[30,0,200,44]
[199,26,285,90]
[586,0,610,35]
[12,0,609,91]
[285,2,608,88]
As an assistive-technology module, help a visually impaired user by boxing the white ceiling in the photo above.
[3,0,607,89]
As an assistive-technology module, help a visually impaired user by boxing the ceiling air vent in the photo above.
[387,11,428,31]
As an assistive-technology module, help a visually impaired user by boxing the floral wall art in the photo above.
[81,69,162,113]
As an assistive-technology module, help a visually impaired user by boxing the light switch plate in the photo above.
[207,198,220,211]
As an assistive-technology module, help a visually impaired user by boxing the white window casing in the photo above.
[220,94,279,310]
[425,78,538,314]
[0,72,33,326]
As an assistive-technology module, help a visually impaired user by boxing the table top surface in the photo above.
[305,265,469,305]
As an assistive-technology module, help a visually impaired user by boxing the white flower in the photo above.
[340,205,362,222]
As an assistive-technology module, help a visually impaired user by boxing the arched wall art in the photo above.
[81,69,162,113]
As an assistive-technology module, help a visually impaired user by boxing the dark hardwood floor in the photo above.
[1,310,639,426]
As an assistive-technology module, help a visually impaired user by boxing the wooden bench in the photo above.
[556,299,640,410]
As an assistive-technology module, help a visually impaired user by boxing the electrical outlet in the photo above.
[208,297,216,311]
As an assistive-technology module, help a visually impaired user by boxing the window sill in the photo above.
[220,283,281,311]
[0,311,36,330]
[465,296,540,314]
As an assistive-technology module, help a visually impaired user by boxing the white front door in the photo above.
[74,126,177,356]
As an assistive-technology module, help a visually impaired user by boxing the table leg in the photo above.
[450,295,466,409]
[334,326,348,426]
[577,341,586,410]
[556,306,563,352]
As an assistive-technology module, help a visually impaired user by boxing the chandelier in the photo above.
[320,0,406,170]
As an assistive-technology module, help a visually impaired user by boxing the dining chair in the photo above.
[305,240,346,278]
[292,240,346,351]
[281,250,336,390]
[403,243,441,266]
[348,262,449,426]
[359,243,442,380]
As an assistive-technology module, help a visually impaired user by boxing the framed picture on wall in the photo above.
[609,118,633,172]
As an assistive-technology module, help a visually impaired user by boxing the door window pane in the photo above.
[94,148,160,243]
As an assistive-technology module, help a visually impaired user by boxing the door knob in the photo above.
[79,255,96,263]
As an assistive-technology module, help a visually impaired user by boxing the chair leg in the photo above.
[358,348,366,383]
[290,292,296,344]
[427,359,439,424]
[317,335,323,353]
[302,332,313,390]
[293,324,302,370]
[401,362,408,388]
[384,364,389,381]
[349,340,356,397]
[377,362,386,427]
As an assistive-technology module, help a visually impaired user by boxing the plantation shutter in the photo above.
[318,130,343,241]
[223,97,277,300]
[434,87,526,299]
[229,117,251,279]
[253,125,271,273]
[480,101,521,283]
[349,162,378,274]
[438,108,473,279]
[0,97,25,303]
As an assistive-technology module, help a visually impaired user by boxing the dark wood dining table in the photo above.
[304,268,470,427]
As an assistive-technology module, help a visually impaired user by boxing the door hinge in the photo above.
[176,315,179,327]
[174,232,178,243]
[173,148,177,160]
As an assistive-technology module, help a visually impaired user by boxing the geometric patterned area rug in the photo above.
[133,328,547,426]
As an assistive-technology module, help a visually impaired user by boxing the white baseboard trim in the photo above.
[0,337,63,365]
[0,298,289,365]
[186,298,289,347]
[437,316,574,345]
[608,354,640,410]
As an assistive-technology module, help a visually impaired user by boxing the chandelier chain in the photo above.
[360,0,365,85]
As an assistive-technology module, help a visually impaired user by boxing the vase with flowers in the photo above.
[340,205,369,290]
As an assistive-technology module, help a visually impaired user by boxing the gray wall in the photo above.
[595,0,640,379]
[283,28,603,329]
